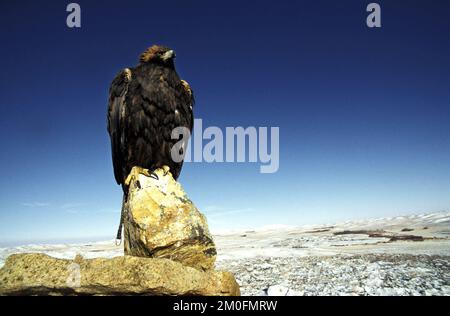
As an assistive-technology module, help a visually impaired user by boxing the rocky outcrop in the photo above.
[0,166,240,296]
[123,167,216,271]
[0,253,240,296]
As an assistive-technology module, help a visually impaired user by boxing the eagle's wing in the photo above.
[107,68,132,185]
[180,79,195,131]
[163,78,194,180]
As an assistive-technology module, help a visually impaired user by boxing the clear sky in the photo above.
[0,0,449,244]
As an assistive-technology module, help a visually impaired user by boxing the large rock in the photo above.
[0,253,240,296]
[123,167,216,271]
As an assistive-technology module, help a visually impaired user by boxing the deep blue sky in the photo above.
[0,0,449,244]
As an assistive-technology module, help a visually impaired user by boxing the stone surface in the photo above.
[0,253,240,296]
[123,167,216,271]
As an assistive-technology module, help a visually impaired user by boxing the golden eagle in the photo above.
[107,45,194,241]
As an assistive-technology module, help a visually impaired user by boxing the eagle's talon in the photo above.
[124,174,133,187]
[125,167,152,186]
[150,171,159,180]
[162,165,170,176]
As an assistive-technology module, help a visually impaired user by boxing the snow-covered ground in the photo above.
[1,211,449,295]
[214,211,450,260]
[214,211,450,295]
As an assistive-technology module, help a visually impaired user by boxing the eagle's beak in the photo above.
[162,50,176,61]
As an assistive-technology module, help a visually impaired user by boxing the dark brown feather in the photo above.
[107,48,194,186]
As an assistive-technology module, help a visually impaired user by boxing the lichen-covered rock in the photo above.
[123,166,216,271]
[0,254,240,296]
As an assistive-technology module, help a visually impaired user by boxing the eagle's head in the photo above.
[140,45,176,66]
